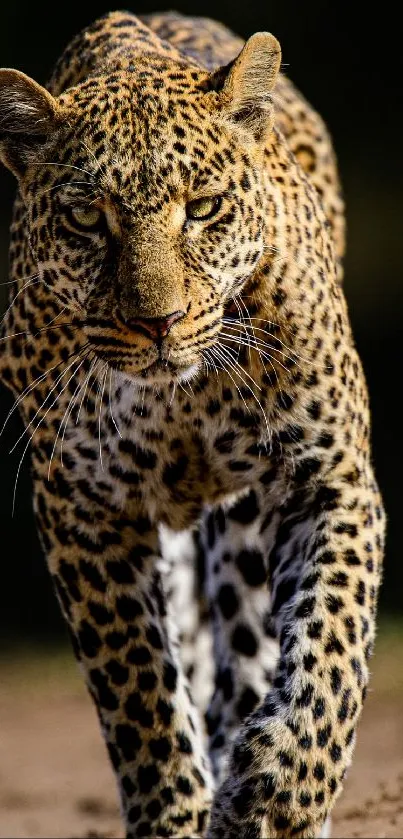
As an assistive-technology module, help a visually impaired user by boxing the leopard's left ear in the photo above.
[0,69,60,176]
[211,33,281,142]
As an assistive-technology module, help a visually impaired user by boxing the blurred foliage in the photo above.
[0,1,401,643]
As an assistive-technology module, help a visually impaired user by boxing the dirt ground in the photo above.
[0,625,402,839]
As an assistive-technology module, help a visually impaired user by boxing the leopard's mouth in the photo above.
[92,348,201,386]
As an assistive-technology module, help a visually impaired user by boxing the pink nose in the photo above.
[119,310,185,341]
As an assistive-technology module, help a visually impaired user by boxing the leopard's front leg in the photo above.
[207,468,384,839]
[33,469,213,838]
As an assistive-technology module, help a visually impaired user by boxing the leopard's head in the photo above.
[0,32,281,384]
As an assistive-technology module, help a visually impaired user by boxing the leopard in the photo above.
[0,10,385,839]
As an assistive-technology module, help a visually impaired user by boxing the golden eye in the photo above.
[69,207,103,230]
[186,196,222,221]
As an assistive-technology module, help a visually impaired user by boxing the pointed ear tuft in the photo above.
[212,32,281,142]
[0,69,59,175]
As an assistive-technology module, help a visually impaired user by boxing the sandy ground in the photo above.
[0,627,402,839]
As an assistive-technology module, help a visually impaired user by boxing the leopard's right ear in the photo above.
[0,69,60,176]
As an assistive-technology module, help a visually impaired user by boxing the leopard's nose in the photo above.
[118,310,185,341]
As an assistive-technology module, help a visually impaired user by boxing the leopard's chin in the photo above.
[111,357,202,387]
[137,358,201,385]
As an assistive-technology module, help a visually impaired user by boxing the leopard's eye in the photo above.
[186,196,222,221]
[69,207,103,231]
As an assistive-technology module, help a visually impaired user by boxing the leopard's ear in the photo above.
[0,69,60,176]
[211,33,281,142]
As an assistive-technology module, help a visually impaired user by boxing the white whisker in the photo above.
[0,340,82,438]
[9,348,89,453]
[97,364,108,471]
[76,358,99,424]
[108,368,122,438]
[47,355,90,478]
[11,353,89,515]
[1,276,41,327]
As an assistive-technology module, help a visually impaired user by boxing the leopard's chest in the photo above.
[44,374,284,530]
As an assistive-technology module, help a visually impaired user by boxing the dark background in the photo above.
[0,2,401,644]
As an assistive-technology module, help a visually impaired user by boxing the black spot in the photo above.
[345,549,361,567]
[236,687,259,719]
[137,764,161,794]
[235,549,267,587]
[329,777,337,794]
[162,454,188,486]
[316,432,334,448]
[146,799,162,820]
[334,521,358,537]
[88,601,114,626]
[149,736,172,762]
[317,724,332,748]
[231,624,258,656]
[105,630,127,651]
[312,698,326,720]
[163,661,178,692]
[328,571,348,587]
[315,485,340,511]
[295,457,321,484]
[157,698,173,726]
[125,691,154,727]
[278,751,294,768]
[298,762,308,781]
[59,560,81,601]
[232,782,254,816]
[217,583,239,619]
[177,732,193,754]
[228,460,253,472]
[105,660,129,685]
[326,594,344,614]
[116,594,143,622]
[146,624,163,649]
[307,400,321,420]
[115,723,141,761]
[138,670,157,691]
[330,666,342,695]
[296,684,314,708]
[274,815,290,830]
[122,775,136,797]
[79,559,106,592]
[303,653,317,672]
[227,490,259,524]
[276,790,291,804]
[106,559,134,584]
[119,440,156,469]
[176,776,194,796]
[318,550,337,565]
[90,668,119,710]
[325,633,345,655]
[295,596,316,619]
[207,399,221,416]
[299,733,313,750]
[277,391,294,410]
[329,741,342,762]
[337,690,351,723]
[160,786,174,804]
[313,762,325,781]
[78,620,102,658]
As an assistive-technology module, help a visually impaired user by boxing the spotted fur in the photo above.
[0,11,384,838]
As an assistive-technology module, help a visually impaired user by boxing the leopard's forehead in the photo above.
[51,62,253,205]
